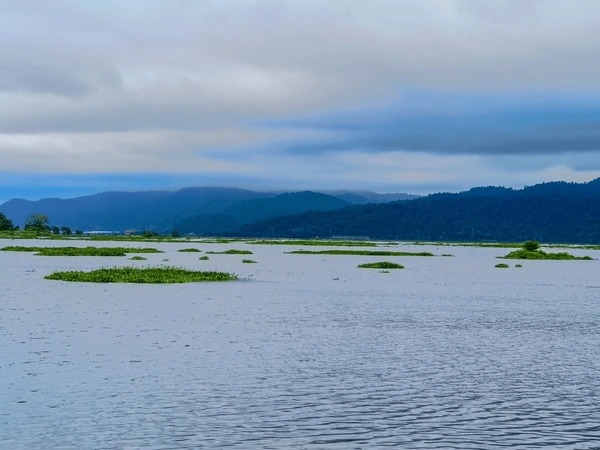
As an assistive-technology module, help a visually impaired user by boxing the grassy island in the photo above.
[358,261,405,269]
[286,249,433,257]
[500,241,593,260]
[177,248,202,252]
[1,246,162,256]
[206,249,253,255]
[248,239,376,247]
[44,266,237,283]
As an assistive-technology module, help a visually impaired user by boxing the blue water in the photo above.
[1,241,599,448]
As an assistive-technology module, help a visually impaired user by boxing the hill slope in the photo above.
[236,179,600,244]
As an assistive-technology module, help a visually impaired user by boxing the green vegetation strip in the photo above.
[199,256,210,260]
[128,256,147,261]
[286,250,433,256]
[44,266,237,283]
[242,259,257,263]
[495,263,510,268]
[497,241,593,260]
[501,249,592,260]
[248,239,376,247]
[358,261,404,269]
[206,249,253,255]
[1,246,162,256]
[177,248,202,252]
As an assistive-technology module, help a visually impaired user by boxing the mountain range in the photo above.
[1,179,599,243]
[237,179,600,244]
[0,188,417,234]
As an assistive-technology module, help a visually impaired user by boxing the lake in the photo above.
[1,239,599,449]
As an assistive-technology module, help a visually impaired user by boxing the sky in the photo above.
[1,0,600,202]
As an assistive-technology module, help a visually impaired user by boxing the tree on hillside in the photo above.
[0,212,14,231]
[24,214,51,233]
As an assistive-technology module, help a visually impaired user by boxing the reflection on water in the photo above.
[1,241,599,448]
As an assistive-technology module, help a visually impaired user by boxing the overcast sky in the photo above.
[1,0,600,201]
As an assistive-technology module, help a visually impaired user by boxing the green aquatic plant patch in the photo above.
[206,249,253,255]
[495,263,510,268]
[358,261,404,269]
[501,249,592,260]
[248,239,376,247]
[44,266,237,283]
[128,256,147,261]
[1,246,162,256]
[199,256,210,260]
[177,248,202,252]
[242,259,257,263]
[286,250,433,257]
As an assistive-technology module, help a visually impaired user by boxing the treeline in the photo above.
[236,179,600,244]
[0,213,81,235]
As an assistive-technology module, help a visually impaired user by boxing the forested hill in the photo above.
[0,187,410,233]
[235,179,600,244]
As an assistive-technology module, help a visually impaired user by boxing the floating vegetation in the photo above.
[287,250,433,257]
[358,261,405,269]
[502,250,593,260]
[495,263,510,268]
[177,248,202,252]
[242,259,257,264]
[248,239,376,247]
[206,249,253,255]
[515,264,523,268]
[44,266,237,283]
[0,246,162,256]
[379,270,391,273]
[498,240,593,260]
[128,256,147,261]
[199,256,210,260]
[441,254,454,257]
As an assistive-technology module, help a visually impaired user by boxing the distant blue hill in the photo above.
[235,179,600,244]
[0,187,415,233]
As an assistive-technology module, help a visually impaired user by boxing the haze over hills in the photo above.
[237,179,600,244]
[0,188,415,233]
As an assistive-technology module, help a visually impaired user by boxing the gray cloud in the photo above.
[0,0,599,193]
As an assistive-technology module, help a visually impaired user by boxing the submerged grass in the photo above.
[206,249,253,255]
[44,266,237,283]
[1,246,162,256]
[286,249,433,257]
[358,261,404,269]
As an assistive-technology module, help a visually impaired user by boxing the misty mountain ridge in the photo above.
[237,179,600,244]
[0,187,416,233]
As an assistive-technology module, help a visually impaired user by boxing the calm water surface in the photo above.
[1,240,599,449]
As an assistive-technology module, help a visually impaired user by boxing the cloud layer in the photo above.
[1,0,599,198]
